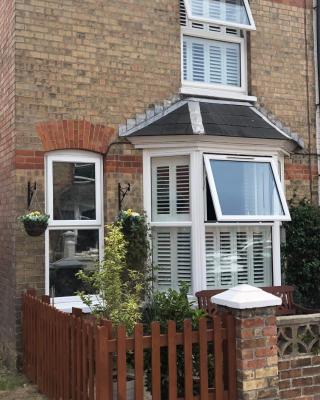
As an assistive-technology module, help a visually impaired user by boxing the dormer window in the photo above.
[180,0,256,100]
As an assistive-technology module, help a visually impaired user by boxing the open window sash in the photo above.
[183,0,256,31]
[204,155,291,222]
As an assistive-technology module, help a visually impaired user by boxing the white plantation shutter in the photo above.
[219,231,233,287]
[205,231,216,288]
[183,36,241,87]
[151,157,190,222]
[153,228,192,291]
[252,232,267,284]
[236,231,249,284]
[205,227,271,288]
[155,231,172,289]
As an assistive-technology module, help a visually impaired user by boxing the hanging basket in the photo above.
[23,221,48,237]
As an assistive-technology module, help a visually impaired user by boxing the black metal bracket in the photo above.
[27,181,37,210]
[118,183,131,211]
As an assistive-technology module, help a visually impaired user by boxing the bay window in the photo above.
[45,151,103,301]
[148,151,290,294]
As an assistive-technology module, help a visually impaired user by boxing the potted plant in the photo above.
[19,211,50,237]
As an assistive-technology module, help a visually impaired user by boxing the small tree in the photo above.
[77,224,142,335]
[282,200,320,308]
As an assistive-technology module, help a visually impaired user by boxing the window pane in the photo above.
[206,226,272,288]
[53,162,96,220]
[49,229,99,297]
[210,160,284,216]
[188,0,250,26]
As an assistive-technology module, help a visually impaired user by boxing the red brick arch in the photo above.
[36,119,116,154]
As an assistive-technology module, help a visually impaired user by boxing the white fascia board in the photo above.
[128,135,295,155]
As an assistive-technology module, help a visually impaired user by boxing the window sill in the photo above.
[50,295,100,314]
[180,85,257,102]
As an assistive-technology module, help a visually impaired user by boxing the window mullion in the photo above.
[190,151,206,293]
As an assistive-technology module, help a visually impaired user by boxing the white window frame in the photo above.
[181,27,248,97]
[45,150,104,301]
[183,0,256,31]
[180,0,256,100]
[144,147,288,294]
[204,154,291,222]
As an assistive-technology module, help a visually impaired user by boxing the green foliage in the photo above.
[77,224,142,335]
[282,200,320,308]
[0,368,26,391]
[117,209,153,296]
[143,284,208,399]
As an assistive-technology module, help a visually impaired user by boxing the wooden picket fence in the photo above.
[22,290,237,400]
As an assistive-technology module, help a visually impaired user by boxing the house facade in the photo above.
[0,0,319,368]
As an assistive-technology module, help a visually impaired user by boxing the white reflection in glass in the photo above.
[53,162,96,220]
[49,229,99,297]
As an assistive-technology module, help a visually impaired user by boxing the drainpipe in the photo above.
[314,0,320,204]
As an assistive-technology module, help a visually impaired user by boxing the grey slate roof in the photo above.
[122,98,301,145]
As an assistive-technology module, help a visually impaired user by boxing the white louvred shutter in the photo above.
[225,44,240,86]
[156,166,170,215]
[177,231,192,286]
[151,157,190,222]
[252,231,266,285]
[176,165,190,214]
[192,42,205,82]
[205,231,216,288]
[154,231,172,290]
[191,0,204,16]
[205,227,271,289]
[183,40,188,80]
[154,228,192,291]
[209,0,222,20]
[219,231,233,287]
[236,231,249,284]
[209,44,223,84]
[226,0,238,22]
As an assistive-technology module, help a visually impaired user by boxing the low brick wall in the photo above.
[277,314,320,399]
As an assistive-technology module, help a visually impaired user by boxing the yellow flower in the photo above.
[126,209,133,216]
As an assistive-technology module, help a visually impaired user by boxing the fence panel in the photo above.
[22,290,236,400]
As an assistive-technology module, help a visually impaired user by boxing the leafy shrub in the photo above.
[282,200,320,308]
[143,284,208,399]
[117,209,153,296]
[77,224,142,335]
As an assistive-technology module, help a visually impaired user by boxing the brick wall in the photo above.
[279,356,320,399]
[0,0,17,369]
[250,0,318,202]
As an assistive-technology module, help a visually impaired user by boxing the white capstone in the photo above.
[212,284,282,310]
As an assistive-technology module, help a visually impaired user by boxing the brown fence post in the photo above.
[213,285,280,400]
[96,324,112,400]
